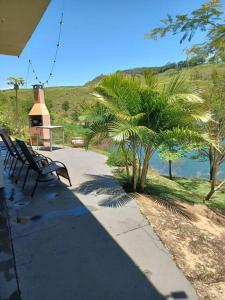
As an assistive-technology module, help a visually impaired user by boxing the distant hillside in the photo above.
[86,62,225,86]
[1,62,224,115]
[0,84,96,124]
[0,62,224,140]
[84,74,106,86]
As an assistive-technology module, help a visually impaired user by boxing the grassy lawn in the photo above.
[114,169,225,210]
[146,175,225,210]
[174,177,225,210]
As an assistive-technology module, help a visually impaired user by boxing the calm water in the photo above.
[150,151,225,180]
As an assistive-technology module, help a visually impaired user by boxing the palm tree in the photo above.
[85,72,210,192]
[7,77,25,131]
[196,71,225,201]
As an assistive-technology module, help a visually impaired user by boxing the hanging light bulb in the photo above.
[26,8,64,85]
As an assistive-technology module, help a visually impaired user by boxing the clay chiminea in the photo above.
[28,84,50,146]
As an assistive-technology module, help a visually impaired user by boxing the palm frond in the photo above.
[95,73,142,115]
[191,112,213,122]
[158,127,204,144]
[164,73,202,103]
[144,69,158,90]
[109,121,140,142]
[168,93,203,104]
[85,118,113,148]
[164,73,188,95]
[136,194,198,221]
[115,112,146,122]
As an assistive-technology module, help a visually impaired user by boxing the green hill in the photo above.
[0,62,224,142]
[0,84,96,142]
[85,62,225,87]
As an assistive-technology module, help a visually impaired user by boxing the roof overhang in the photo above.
[0,0,50,56]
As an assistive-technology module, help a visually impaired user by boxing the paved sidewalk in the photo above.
[3,147,198,300]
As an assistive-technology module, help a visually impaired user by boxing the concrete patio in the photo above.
[0,146,198,300]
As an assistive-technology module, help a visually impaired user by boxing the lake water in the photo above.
[150,152,225,180]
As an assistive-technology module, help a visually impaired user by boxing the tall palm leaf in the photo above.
[7,77,25,131]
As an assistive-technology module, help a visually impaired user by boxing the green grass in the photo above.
[113,169,225,210]
[147,175,225,210]
[175,177,225,210]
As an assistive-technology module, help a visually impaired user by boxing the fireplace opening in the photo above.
[29,115,43,127]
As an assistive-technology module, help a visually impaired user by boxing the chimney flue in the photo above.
[32,84,45,104]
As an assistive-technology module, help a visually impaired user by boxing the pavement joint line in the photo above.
[116,223,149,236]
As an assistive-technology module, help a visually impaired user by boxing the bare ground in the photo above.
[136,194,225,300]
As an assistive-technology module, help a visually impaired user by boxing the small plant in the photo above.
[107,148,133,167]
[62,100,70,112]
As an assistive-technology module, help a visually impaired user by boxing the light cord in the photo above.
[27,7,64,87]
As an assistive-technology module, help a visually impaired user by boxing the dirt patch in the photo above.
[136,194,225,300]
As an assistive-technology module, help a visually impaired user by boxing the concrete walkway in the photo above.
[2,147,198,300]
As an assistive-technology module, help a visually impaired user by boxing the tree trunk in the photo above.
[209,147,213,180]
[169,160,173,180]
[205,188,215,202]
[121,144,131,184]
[204,162,218,202]
[15,89,19,131]
[139,148,153,193]
[131,141,137,192]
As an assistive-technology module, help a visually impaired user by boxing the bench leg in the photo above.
[4,151,9,166]
[23,167,30,190]
[15,163,24,184]
[11,158,18,177]
[31,175,39,198]
[9,157,15,174]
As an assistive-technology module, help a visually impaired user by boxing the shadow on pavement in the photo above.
[74,174,134,208]
[0,145,188,300]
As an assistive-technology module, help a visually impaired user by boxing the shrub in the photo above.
[107,148,132,167]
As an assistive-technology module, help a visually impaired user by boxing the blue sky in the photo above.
[0,0,224,88]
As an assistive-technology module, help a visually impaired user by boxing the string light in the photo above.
[26,10,64,87]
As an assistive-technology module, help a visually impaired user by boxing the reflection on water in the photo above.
[151,151,225,179]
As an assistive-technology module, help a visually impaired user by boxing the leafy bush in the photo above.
[63,124,91,144]
[107,148,132,167]
[62,100,70,112]
[0,114,14,134]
